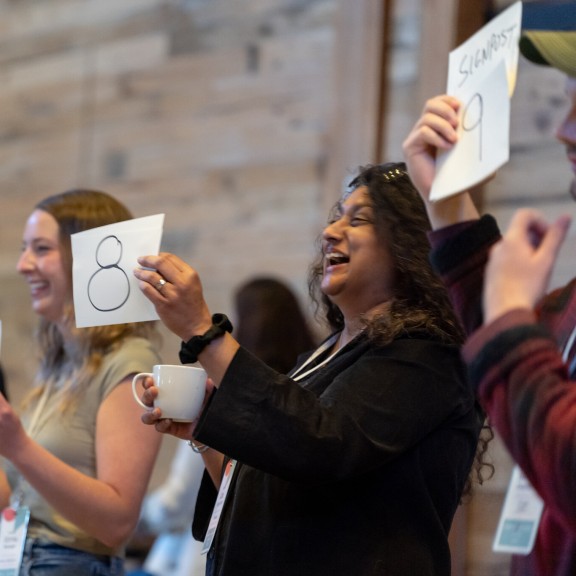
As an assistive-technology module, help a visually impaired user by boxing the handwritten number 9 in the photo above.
[462,93,484,162]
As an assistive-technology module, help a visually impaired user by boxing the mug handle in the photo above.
[132,372,153,409]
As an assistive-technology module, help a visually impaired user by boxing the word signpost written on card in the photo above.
[430,1,523,202]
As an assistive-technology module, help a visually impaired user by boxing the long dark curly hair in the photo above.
[308,161,493,495]
[308,162,466,345]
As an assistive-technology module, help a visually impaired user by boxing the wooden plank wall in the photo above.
[0,1,567,575]
[0,0,339,403]
[0,0,342,531]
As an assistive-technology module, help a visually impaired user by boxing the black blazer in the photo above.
[194,333,482,576]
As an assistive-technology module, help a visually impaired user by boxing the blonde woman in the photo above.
[0,190,162,575]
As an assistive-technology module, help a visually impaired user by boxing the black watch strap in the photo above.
[179,313,233,364]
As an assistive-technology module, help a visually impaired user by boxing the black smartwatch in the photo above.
[179,313,233,364]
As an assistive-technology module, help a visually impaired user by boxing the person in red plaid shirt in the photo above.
[403,29,576,576]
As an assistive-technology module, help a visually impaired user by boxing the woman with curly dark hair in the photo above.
[309,163,493,498]
[134,162,485,576]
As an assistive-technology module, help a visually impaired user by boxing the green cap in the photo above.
[520,30,576,78]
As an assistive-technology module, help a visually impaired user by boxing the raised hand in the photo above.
[483,208,572,324]
[134,252,213,342]
[403,95,460,199]
[403,94,479,228]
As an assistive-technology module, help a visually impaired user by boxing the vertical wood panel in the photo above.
[418,0,458,103]
[321,0,390,215]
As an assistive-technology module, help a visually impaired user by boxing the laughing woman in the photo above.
[134,163,487,576]
[0,190,162,576]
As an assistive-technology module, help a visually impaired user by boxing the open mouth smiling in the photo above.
[325,252,349,267]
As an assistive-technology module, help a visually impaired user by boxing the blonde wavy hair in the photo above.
[25,189,161,413]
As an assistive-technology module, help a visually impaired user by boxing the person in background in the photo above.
[131,276,317,576]
[129,439,206,576]
[233,276,318,374]
[402,28,576,576]
[0,190,162,576]
[134,161,488,576]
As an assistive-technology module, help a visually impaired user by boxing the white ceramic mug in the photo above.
[132,364,207,422]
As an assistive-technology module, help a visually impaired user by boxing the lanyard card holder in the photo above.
[492,465,544,555]
[0,505,30,575]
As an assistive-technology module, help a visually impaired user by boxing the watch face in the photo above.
[213,313,233,333]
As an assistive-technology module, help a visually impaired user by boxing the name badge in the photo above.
[0,506,30,575]
[493,465,543,555]
[201,459,237,555]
